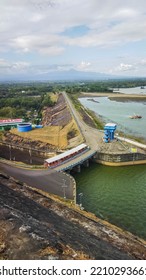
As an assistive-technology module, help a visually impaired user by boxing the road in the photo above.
[0,162,75,200]
[62,92,103,151]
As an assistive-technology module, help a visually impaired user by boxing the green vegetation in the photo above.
[0,83,56,121]
[68,92,104,129]
[1,78,146,126]
[84,108,104,129]
[65,78,146,93]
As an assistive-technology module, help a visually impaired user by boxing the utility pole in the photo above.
[78,193,84,210]
[9,144,12,160]
[62,179,68,199]
[29,143,32,164]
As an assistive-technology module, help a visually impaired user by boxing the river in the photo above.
[74,94,146,240]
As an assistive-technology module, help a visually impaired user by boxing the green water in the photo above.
[74,162,146,239]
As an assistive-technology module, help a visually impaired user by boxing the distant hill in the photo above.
[41,69,119,81]
[0,68,140,82]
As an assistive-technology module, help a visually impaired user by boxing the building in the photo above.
[0,119,23,131]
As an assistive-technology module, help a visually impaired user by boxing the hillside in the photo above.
[1,172,146,260]
[3,93,83,150]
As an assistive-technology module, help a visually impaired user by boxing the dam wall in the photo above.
[95,152,146,166]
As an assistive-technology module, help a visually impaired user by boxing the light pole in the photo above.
[62,179,68,199]
[78,193,84,210]
[9,144,12,161]
[29,143,32,164]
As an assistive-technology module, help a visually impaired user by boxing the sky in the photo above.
[1,0,146,80]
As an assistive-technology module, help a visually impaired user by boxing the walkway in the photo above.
[117,136,146,150]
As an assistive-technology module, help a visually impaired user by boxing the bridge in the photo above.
[54,149,97,172]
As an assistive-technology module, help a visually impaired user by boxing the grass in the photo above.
[49,92,58,103]
[68,93,104,129]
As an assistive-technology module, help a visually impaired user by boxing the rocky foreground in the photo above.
[1,172,146,260]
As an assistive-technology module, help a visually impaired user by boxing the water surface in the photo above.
[79,97,146,138]
[74,162,146,239]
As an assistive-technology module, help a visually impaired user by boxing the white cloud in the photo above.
[76,61,91,71]
[108,58,146,75]
[10,34,65,56]
[0,0,146,53]
[1,0,146,77]
[116,63,135,72]
[11,61,30,71]
[0,59,30,74]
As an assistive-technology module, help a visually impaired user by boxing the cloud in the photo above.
[107,60,146,76]
[0,59,10,68]
[0,58,74,77]
[10,34,65,56]
[0,59,30,74]
[1,0,146,78]
[116,63,135,72]
[76,61,91,71]
[1,0,146,54]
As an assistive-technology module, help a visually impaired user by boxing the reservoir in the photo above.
[75,162,146,240]
[75,96,146,240]
[79,96,146,139]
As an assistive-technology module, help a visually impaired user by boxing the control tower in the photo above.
[104,123,117,143]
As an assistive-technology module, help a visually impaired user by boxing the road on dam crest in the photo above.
[0,162,74,200]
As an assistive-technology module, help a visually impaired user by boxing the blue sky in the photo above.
[1,0,146,80]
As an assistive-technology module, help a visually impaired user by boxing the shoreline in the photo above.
[78,92,146,145]
[80,91,146,102]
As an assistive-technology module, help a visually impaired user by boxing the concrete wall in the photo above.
[0,141,55,156]
[95,152,146,166]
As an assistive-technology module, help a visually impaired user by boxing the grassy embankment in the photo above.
[69,93,104,130]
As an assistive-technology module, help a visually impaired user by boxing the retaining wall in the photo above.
[95,152,146,166]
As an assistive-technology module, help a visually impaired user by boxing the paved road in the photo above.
[0,162,75,200]
[62,92,103,151]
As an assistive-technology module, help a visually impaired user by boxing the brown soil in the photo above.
[42,93,72,127]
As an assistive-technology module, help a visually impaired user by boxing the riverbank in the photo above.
[80,91,146,102]
[78,92,146,145]
[1,171,146,260]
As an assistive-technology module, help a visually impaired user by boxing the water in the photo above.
[76,95,146,239]
[79,97,146,138]
[74,162,146,239]
[113,86,146,95]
